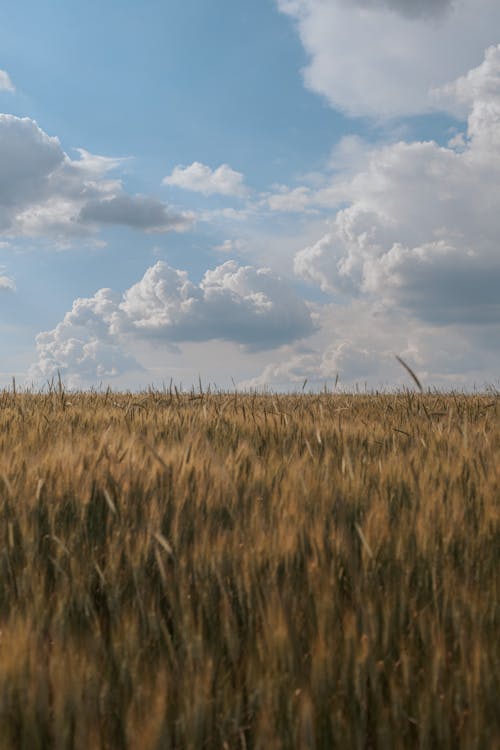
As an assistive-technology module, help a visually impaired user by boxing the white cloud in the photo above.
[241,344,384,390]
[240,296,500,392]
[30,260,315,385]
[278,0,500,117]
[163,161,248,197]
[0,116,63,212]
[262,136,380,215]
[30,289,140,388]
[71,148,126,177]
[0,115,192,239]
[434,44,500,152]
[327,135,376,176]
[293,46,500,330]
[0,71,14,93]
[213,238,245,254]
[119,260,315,348]
[233,45,500,390]
[0,274,15,291]
[266,185,315,212]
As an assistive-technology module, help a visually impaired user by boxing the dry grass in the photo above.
[0,386,498,749]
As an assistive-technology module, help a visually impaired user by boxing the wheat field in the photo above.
[0,386,498,749]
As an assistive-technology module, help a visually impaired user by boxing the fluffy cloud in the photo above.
[0,115,192,239]
[31,289,140,387]
[163,161,248,197]
[293,46,500,328]
[30,260,315,384]
[0,70,15,92]
[0,116,63,212]
[244,45,500,391]
[119,260,315,347]
[278,0,500,117]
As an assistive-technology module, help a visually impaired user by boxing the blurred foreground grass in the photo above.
[0,387,498,749]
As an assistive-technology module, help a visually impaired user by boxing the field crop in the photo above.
[0,387,498,749]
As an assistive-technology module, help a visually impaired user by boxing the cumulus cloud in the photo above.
[30,260,315,384]
[278,0,500,117]
[242,44,500,391]
[119,260,315,348]
[292,45,500,330]
[0,115,191,239]
[242,341,383,390]
[0,71,15,92]
[30,289,140,388]
[240,287,500,392]
[163,161,248,197]
[0,116,63,211]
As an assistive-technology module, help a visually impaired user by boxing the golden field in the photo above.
[0,387,498,749]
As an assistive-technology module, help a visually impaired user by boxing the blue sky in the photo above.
[3,1,350,188]
[1,0,500,390]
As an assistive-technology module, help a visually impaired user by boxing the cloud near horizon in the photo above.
[30,260,315,386]
[246,44,500,389]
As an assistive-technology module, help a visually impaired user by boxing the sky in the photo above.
[1,0,500,391]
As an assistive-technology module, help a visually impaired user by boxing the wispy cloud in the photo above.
[0,70,15,93]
